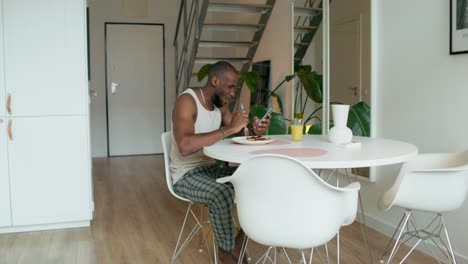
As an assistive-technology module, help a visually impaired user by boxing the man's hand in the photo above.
[227,111,249,134]
[252,115,271,135]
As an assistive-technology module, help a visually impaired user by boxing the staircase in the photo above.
[173,0,325,94]
[174,0,275,94]
[293,0,324,66]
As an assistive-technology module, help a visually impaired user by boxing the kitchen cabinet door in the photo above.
[3,0,88,117]
[0,119,11,227]
[0,0,5,118]
[8,116,92,226]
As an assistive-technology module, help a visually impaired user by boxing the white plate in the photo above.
[231,136,274,145]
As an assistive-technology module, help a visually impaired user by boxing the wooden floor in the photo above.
[0,155,439,264]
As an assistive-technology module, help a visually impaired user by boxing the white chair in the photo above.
[161,132,217,263]
[378,150,468,264]
[217,154,360,264]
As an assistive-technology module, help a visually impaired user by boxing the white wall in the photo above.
[243,0,294,119]
[366,0,468,261]
[87,0,179,157]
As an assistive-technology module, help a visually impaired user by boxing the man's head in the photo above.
[206,61,239,107]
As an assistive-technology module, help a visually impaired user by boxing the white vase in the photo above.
[328,104,352,144]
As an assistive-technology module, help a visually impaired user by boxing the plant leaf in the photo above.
[308,123,322,134]
[347,101,371,137]
[285,74,296,82]
[298,70,322,104]
[239,71,259,93]
[294,65,312,73]
[197,64,212,82]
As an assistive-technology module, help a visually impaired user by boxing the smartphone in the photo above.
[256,108,273,128]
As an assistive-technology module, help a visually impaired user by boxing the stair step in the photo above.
[294,7,322,16]
[194,57,252,64]
[208,2,273,14]
[294,25,318,33]
[199,40,258,48]
[203,23,265,32]
[294,42,310,47]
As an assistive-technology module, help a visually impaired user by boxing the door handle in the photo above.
[111,82,120,94]
[7,120,13,141]
[6,93,12,114]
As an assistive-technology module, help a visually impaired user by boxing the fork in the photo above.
[240,104,249,137]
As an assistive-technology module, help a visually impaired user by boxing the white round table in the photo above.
[203,135,418,168]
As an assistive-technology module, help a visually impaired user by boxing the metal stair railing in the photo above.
[294,0,323,66]
[174,0,275,94]
[174,0,209,95]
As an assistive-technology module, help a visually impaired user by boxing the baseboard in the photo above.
[0,221,90,234]
[363,213,468,263]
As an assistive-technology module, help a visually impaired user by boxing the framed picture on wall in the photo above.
[450,0,468,54]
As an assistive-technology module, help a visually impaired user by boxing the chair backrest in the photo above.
[381,149,468,213]
[161,131,191,202]
[217,154,360,249]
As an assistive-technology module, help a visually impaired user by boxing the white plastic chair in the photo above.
[378,150,468,264]
[217,154,360,264]
[161,132,217,263]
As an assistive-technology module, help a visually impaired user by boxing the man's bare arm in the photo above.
[172,94,246,157]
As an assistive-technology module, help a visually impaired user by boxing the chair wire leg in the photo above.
[337,230,340,264]
[324,242,330,263]
[273,247,277,264]
[300,250,307,264]
[237,237,250,264]
[281,247,292,264]
[420,214,456,264]
[260,247,272,264]
[385,210,412,264]
[172,203,194,263]
[213,233,218,264]
[350,168,375,264]
[199,205,205,252]
[308,248,314,264]
[379,212,408,263]
[441,216,457,264]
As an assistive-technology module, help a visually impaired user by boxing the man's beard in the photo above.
[213,94,224,108]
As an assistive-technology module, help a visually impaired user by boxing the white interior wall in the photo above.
[242,0,294,119]
[87,0,178,157]
[366,0,468,261]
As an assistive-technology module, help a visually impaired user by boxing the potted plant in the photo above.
[197,64,370,137]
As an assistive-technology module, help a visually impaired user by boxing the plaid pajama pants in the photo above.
[173,164,237,251]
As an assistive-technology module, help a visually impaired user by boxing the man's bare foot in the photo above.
[232,229,248,264]
[218,248,236,264]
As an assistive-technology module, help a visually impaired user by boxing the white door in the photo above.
[106,24,165,156]
[0,119,11,227]
[3,0,88,117]
[330,20,361,105]
[8,116,92,226]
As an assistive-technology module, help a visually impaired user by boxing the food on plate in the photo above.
[246,135,272,141]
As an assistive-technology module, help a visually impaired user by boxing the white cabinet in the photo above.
[0,119,11,227]
[3,0,88,117]
[0,0,5,118]
[0,0,92,233]
[8,116,91,225]
[0,0,10,228]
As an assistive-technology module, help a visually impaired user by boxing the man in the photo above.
[170,61,270,263]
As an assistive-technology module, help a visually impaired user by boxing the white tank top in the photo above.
[170,88,222,183]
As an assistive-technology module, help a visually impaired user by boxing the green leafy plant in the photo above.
[197,64,370,137]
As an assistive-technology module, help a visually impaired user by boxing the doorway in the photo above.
[105,23,166,156]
